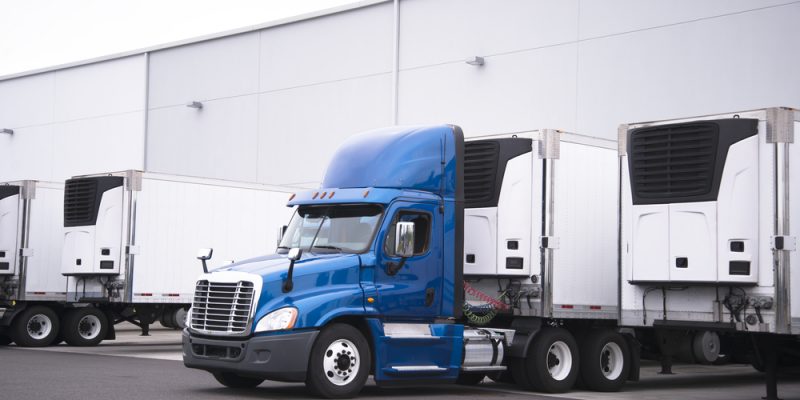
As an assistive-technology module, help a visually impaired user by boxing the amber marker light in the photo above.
[328,191,335,199]
[312,192,319,199]
[363,190,370,198]
[367,297,375,303]
[288,193,296,201]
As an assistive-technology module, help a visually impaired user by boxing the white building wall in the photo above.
[1,0,798,186]
[0,56,146,182]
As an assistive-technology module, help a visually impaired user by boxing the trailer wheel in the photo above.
[455,372,485,385]
[63,307,108,346]
[579,330,629,392]
[524,327,579,393]
[212,372,264,388]
[159,310,175,329]
[10,305,60,347]
[306,323,371,399]
[174,307,188,330]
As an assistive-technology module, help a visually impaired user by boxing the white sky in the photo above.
[0,0,364,77]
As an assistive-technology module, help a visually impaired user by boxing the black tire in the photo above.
[62,307,108,346]
[159,309,175,329]
[455,372,485,385]
[524,327,580,393]
[0,334,12,345]
[213,371,264,388]
[509,356,533,389]
[306,323,371,399]
[579,330,630,392]
[10,305,60,347]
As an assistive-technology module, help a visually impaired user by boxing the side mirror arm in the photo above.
[386,258,406,276]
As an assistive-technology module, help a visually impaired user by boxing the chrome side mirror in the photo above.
[277,225,288,247]
[288,247,303,261]
[395,221,415,258]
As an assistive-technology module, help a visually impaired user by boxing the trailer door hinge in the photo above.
[539,236,560,249]
[771,236,796,251]
[126,245,140,255]
[19,248,33,257]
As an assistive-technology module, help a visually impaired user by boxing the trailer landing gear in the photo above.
[758,336,780,400]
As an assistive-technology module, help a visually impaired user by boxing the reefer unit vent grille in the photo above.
[64,179,98,226]
[191,280,255,335]
[464,141,499,208]
[629,123,719,201]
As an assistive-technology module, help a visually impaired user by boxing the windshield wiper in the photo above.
[311,245,343,252]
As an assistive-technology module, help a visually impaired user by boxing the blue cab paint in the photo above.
[188,124,466,386]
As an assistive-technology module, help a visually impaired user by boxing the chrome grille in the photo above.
[190,280,255,335]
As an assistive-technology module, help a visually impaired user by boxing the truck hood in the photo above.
[207,252,365,329]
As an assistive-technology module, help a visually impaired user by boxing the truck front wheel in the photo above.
[10,305,60,347]
[579,330,629,392]
[62,307,108,346]
[523,327,579,393]
[306,323,371,399]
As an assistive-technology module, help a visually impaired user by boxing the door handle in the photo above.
[425,288,435,307]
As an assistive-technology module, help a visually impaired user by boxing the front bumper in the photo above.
[182,329,319,382]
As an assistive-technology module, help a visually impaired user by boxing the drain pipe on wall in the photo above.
[391,0,400,125]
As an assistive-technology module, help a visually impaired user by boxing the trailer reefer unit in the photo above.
[619,107,799,398]
[183,126,635,398]
[60,170,295,345]
[0,180,67,347]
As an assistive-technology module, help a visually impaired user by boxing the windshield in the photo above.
[279,204,383,254]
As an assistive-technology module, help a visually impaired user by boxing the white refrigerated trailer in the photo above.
[1,170,293,347]
[618,107,799,399]
[0,180,67,346]
[460,130,636,392]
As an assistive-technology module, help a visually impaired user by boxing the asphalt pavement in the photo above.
[1,324,799,400]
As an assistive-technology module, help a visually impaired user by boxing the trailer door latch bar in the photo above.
[771,236,796,251]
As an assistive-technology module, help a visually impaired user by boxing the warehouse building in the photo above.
[1,0,798,186]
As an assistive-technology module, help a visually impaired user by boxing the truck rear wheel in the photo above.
[62,307,108,346]
[522,327,579,393]
[579,330,629,392]
[212,372,264,388]
[11,305,60,347]
[306,323,371,399]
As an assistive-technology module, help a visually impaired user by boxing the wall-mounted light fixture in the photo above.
[465,56,485,66]
[0,128,13,135]
[186,101,203,110]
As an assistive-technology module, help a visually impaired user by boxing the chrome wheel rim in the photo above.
[78,315,102,340]
[26,314,52,340]
[600,342,624,380]
[546,341,572,381]
[322,339,360,386]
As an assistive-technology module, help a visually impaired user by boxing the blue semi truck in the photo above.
[182,125,632,398]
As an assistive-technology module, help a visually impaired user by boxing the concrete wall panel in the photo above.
[576,3,800,140]
[400,0,578,69]
[257,74,392,186]
[259,4,393,91]
[54,56,145,121]
[579,0,790,39]
[149,33,260,108]
[147,95,258,182]
[0,73,54,129]
[398,44,577,137]
[0,125,54,182]
[51,112,145,180]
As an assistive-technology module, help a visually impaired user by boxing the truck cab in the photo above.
[183,125,476,398]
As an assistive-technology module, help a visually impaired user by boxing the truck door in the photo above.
[374,200,442,320]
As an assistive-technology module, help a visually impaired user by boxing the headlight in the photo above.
[254,307,298,333]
